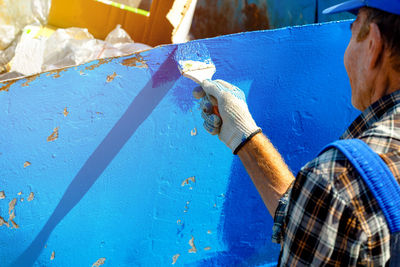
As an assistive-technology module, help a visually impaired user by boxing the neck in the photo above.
[370,56,400,104]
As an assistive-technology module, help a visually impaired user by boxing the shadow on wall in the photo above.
[190,0,270,39]
[196,156,281,266]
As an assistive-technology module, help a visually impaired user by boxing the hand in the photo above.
[193,79,261,154]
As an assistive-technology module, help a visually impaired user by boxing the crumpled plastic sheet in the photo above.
[0,24,152,81]
[0,0,50,50]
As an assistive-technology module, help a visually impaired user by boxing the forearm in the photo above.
[238,132,295,217]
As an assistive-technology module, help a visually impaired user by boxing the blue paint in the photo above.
[0,21,359,266]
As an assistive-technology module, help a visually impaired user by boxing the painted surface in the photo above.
[0,21,359,266]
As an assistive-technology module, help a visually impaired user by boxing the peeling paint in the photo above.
[0,80,17,92]
[20,198,24,202]
[0,216,9,227]
[9,198,16,215]
[63,107,69,117]
[121,55,148,68]
[24,161,31,168]
[47,127,59,142]
[106,72,117,83]
[177,219,182,225]
[21,75,38,87]
[172,254,180,265]
[184,201,190,212]
[17,192,22,195]
[92,257,106,267]
[188,236,197,253]
[181,176,195,187]
[190,128,197,136]
[27,192,34,201]
[47,69,66,79]
[0,191,5,199]
[50,251,55,260]
[10,219,19,229]
[9,210,15,221]
[85,59,112,71]
[204,247,211,251]
[207,230,212,234]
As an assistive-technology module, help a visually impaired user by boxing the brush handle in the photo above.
[205,94,220,117]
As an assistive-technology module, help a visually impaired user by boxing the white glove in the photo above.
[193,79,261,154]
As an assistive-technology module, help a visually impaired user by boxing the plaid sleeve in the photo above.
[277,150,365,266]
[272,183,292,244]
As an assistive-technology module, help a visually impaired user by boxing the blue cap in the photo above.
[323,0,400,15]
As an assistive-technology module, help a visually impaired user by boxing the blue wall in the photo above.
[0,21,359,266]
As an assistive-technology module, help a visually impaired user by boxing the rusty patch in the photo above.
[47,127,59,142]
[172,254,180,265]
[121,55,148,68]
[24,161,31,168]
[92,257,106,267]
[9,198,16,215]
[106,72,117,83]
[28,192,34,201]
[63,107,69,117]
[0,191,5,199]
[10,219,19,229]
[207,230,212,234]
[9,210,15,221]
[47,69,66,79]
[188,236,197,253]
[85,58,112,71]
[0,80,17,92]
[21,75,38,87]
[181,176,195,187]
[0,216,9,227]
[190,128,197,136]
[50,251,55,260]
[20,198,24,202]
[204,246,211,251]
[191,0,269,39]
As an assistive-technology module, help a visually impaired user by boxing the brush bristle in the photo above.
[175,42,214,72]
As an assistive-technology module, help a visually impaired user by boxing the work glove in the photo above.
[193,79,261,154]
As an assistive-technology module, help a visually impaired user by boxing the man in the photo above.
[193,0,400,265]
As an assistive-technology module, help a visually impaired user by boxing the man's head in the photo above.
[324,1,400,110]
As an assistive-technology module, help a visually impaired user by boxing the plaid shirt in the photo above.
[272,90,400,266]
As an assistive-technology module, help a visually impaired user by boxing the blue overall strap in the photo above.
[320,139,400,233]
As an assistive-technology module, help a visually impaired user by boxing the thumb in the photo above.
[201,79,223,102]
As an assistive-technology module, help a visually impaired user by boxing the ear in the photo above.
[368,22,383,69]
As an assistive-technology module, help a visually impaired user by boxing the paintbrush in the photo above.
[175,42,220,116]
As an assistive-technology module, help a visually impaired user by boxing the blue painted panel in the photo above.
[0,21,359,266]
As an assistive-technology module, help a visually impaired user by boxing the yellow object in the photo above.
[47,0,194,46]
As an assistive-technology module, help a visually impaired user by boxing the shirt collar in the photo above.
[341,90,400,139]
